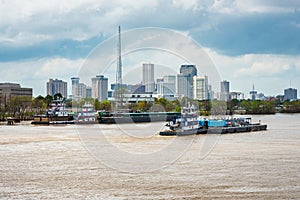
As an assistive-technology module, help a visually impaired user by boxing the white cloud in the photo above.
[34,57,83,78]
[236,62,290,77]
[209,0,300,14]
[210,0,237,14]
[0,57,83,96]
[172,0,200,11]
[204,48,300,95]
[0,0,159,45]
[1,0,299,48]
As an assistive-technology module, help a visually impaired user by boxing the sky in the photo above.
[0,0,300,97]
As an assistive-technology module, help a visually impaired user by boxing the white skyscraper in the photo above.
[71,77,79,99]
[157,75,176,100]
[193,76,208,100]
[91,75,108,101]
[77,83,87,99]
[46,79,68,98]
[177,64,197,98]
[220,80,230,101]
[142,63,155,92]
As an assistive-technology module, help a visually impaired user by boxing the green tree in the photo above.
[136,100,152,112]
[33,95,46,114]
[100,100,112,111]
[44,95,53,108]
[171,99,181,112]
[227,99,240,115]
[94,99,101,111]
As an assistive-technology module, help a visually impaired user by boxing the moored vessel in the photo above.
[98,111,181,124]
[74,103,97,124]
[31,99,74,125]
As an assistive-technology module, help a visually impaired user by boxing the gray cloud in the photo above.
[1,0,300,60]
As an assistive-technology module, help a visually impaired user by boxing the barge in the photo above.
[98,111,181,124]
[160,115,267,136]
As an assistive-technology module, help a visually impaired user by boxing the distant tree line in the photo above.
[1,93,300,121]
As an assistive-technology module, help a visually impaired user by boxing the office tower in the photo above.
[249,84,257,100]
[77,83,87,99]
[142,63,155,92]
[177,64,197,98]
[208,84,214,100]
[193,76,208,100]
[177,74,190,98]
[71,77,80,99]
[220,80,230,101]
[91,75,108,101]
[86,86,92,98]
[128,84,145,94]
[180,64,197,77]
[46,79,67,98]
[0,83,32,104]
[284,88,297,100]
[230,92,245,100]
[157,75,176,100]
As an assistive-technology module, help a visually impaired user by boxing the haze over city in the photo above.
[0,0,300,97]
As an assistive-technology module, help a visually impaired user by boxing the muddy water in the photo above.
[0,114,299,199]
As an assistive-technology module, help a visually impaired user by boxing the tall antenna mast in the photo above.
[115,26,123,110]
[116,25,122,87]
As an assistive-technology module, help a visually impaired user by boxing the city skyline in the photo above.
[0,1,300,97]
[41,61,298,101]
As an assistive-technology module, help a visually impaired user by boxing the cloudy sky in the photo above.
[1,0,300,97]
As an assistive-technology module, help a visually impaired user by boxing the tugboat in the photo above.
[31,98,74,125]
[159,103,207,136]
[74,103,97,124]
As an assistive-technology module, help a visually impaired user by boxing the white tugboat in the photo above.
[159,103,206,136]
[31,98,74,125]
[74,103,97,124]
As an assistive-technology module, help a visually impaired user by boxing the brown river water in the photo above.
[0,114,299,199]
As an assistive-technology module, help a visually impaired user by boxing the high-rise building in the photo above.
[284,88,297,100]
[208,84,214,100]
[157,75,176,100]
[91,75,108,101]
[86,86,92,98]
[71,77,80,99]
[193,76,208,100]
[0,83,32,104]
[46,79,67,98]
[220,80,230,101]
[180,64,197,77]
[230,92,244,100]
[177,64,197,98]
[128,84,145,94]
[177,74,190,98]
[77,83,87,99]
[142,63,155,92]
[249,84,257,100]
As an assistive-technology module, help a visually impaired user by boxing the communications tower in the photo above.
[116,25,122,87]
[115,26,123,109]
